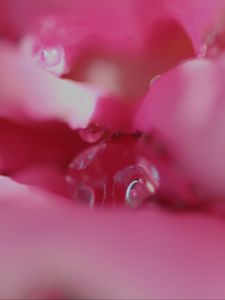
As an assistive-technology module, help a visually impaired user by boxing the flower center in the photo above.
[66,135,160,208]
[66,133,203,210]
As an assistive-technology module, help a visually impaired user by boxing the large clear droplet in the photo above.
[126,179,153,208]
[78,124,109,143]
[114,163,160,208]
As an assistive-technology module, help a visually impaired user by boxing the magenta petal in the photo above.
[0,43,133,130]
[12,164,68,197]
[0,119,86,174]
[2,0,225,54]
[136,0,225,53]
[135,56,225,199]
[0,176,225,298]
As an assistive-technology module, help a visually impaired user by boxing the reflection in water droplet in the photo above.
[36,44,66,76]
[114,163,160,208]
[79,124,108,143]
[126,179,152,208]
[74,184,95,208]
[40,46,63,67]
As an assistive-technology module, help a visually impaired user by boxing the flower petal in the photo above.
[2,0,225,54]
[0,176,225,298]
[0,119,87,174]
[135,56,225,199]
[0,43,133,130]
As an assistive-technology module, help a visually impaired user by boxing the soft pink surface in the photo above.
[1,1,225,298]
[0,175,225,299]
[1,0,224,53]
[135,56,225,199]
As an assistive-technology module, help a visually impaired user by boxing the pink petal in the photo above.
[0,119,87,174]
[0,43,133,130]
[12,164,69,197]
[2,0,224,54]
[0,176,225,298]
[135,56,225,200]
[136,0,225,53]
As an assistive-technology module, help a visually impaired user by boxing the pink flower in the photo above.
[1,0,225,298]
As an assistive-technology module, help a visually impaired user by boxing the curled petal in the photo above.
[0,43,133,130]
[135,56,225,199]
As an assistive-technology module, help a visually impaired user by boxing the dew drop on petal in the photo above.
[40,46,63,67]
[126,179,152,208]
[78,124,108,143]
[36,44,66,76]
[114,163,160,208]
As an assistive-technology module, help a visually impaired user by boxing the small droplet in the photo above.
[126,179,153,208]
[74,184,95,208]
[33,44,66,76]
[114,163,160,208]
[40,45,63,67]
[78,124,108,143]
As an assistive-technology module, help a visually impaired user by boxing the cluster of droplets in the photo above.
[66,134,160,208]
[66,128,201,210]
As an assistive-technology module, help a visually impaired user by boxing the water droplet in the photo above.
[32,44,67,76]
[74,184,95,208]
[126,179,152,208]
[78,124,108,143]
[114,163,160,207]
[39,45,64,67]
[66,136,160,208]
